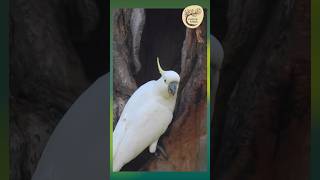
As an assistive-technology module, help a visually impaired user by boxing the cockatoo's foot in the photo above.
[155,144,168,160]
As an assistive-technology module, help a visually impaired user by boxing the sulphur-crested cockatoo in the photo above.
[113,58,180,171]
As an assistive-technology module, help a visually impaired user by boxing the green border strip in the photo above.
[110,0,210,179]
[0,0,9,179]
[207,29,211,174]
[311,0,320,179]
[110,9,114,172]
[110,0,209,8]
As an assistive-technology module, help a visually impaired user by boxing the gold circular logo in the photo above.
[182,5,204,29]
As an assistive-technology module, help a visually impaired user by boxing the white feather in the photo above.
[113,70,179,171]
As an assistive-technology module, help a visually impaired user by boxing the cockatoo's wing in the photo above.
[113,94,173,171]
[113,81,155,159]
[32,74,109,180]
[113,115,127,159]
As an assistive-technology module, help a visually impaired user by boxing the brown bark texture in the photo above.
[10,0,108,179]
[112,9,208,171]
[212,0,310,179]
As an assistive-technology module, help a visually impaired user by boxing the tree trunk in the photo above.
[112,9,208,171]
[10,0,108,179]
[212,0,310,179]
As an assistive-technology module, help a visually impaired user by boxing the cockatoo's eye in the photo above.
[164,79,167,83]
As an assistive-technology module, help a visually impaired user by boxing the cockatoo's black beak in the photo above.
[168,82,178,96]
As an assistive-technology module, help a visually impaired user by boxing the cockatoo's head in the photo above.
[157,57,180,97]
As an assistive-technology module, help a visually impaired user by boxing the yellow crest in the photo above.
[157,57,164,75]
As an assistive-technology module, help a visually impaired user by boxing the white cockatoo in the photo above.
[113,58,180,171]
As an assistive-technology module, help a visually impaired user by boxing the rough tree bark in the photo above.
[10,0,107,179]
[112,9,208,171]
[212,0,310,179]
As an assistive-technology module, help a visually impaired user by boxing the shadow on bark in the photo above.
[212,0,310,179]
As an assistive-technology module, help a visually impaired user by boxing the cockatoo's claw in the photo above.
[155,144,168,160]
